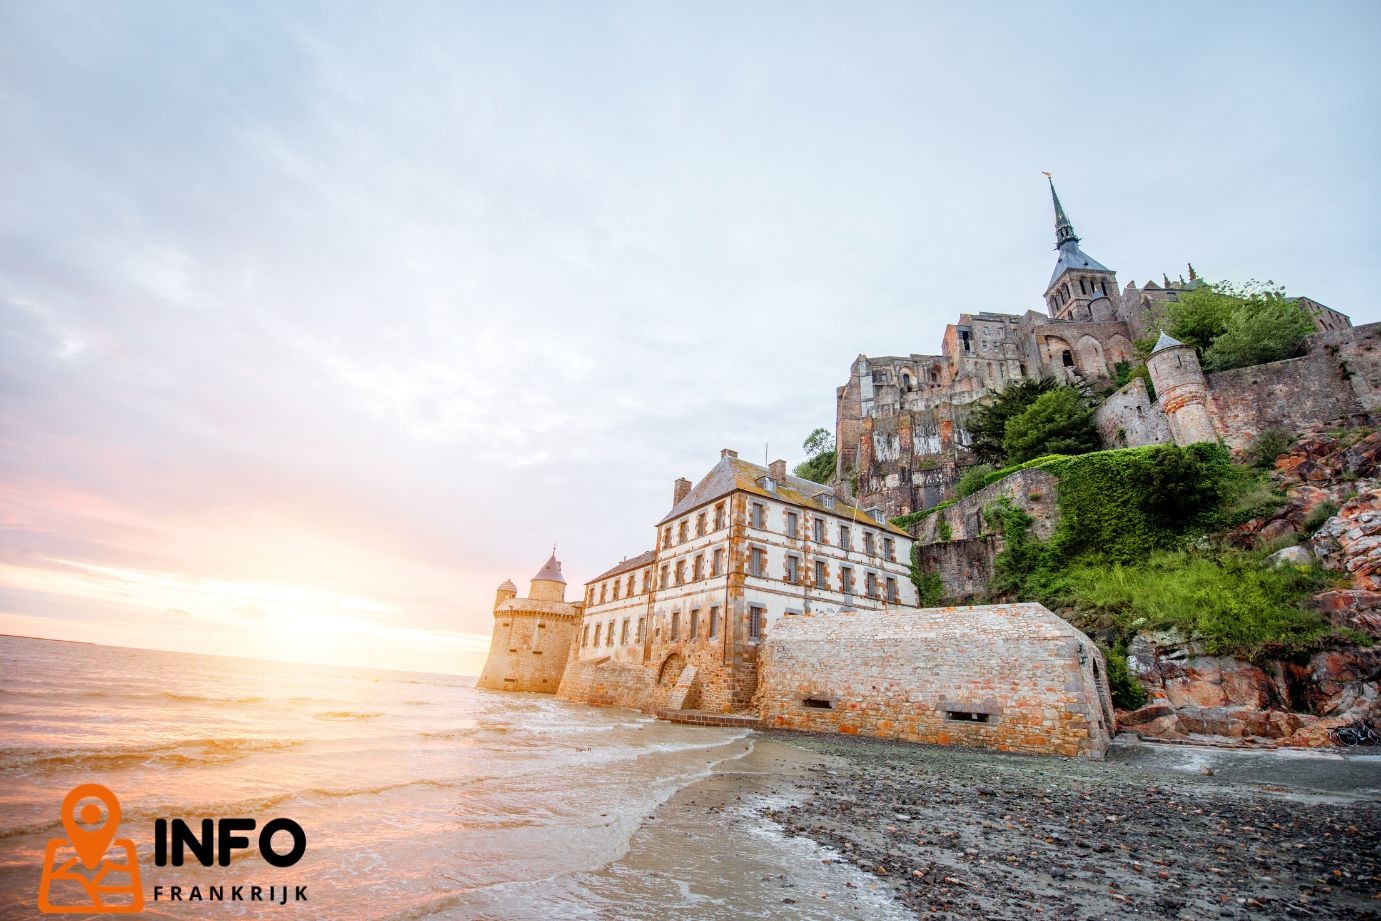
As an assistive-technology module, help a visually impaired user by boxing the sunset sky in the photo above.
[2,1,1379,675]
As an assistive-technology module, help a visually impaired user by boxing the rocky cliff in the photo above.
[1118,427,1381,747]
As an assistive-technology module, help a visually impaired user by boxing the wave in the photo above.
[160,692,268,704]
[314,710,384,721]
[0,737,302,774]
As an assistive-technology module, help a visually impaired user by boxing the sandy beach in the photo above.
[746,732,1380,920]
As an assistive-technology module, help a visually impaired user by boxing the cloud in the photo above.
[1,1,1377,671]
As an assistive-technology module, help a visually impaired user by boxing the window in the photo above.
[693,554,704,580]
[841,566,854,595]
[1062,349,1074,368]
[586,587,594,605]
[593,623,602,646]
[838,525,851,551]
[660,564,669,588]
[886,577,899,604]
[599,583,607,604]
[864,532,875,556]
[696,513,707,537]
[642,569,651,593]
[612,580,620,601]
[785,555,800,584]
[689,609,699,639]
[814,560,827,588]
[813,517,825,542]
[671,612,680,641]
[884,537,895,561]
[714,503,726,530]
[712,548,724,576]
[582,625,589,647]
[751,503,765,529]
[607,623,615,647]
[627,574,636,596]
[709,606,719,638]
[675,560,685,585]
[678,520,689,543]
[748,605,765,641]
[621,619,630,644]
[865,571,878,599]
[663,526,672,549]
[637,617,645,642]
[786,511,798,538]
[750,546,766,577]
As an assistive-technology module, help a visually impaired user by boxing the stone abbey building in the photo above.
[837,179,1359,517]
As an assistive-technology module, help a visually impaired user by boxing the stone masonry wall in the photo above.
[1095,378,1171,448]
[756,605,1114,759]
[1205,323,1380,451]
[476,610,580,693]
[908,468,1059,544]
[913,538,997,602]
[556,655,656,710]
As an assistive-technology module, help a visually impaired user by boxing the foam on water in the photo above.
[1,636,894,920]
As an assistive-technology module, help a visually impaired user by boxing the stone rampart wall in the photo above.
[908,468,1059,544]
[913,538,997,602]
[756,605,1114,758]
[475,611,579,693]
[1095,378,1171,448]
[1206,323,1380,450]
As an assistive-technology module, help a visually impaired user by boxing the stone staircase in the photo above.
[663,665,698,710]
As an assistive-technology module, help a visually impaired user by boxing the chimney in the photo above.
[833,480,853,502]
[721,448,738,459]
[768,459,786,484]
[673,477,692,504]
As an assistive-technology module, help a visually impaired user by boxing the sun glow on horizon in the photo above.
[0,558,492,675]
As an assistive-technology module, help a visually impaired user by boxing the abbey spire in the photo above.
[1048,174,1080,249]
[1041,174,1118,321]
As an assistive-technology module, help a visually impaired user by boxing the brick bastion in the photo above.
[756,604,1116,759]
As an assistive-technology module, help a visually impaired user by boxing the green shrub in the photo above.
[1045,551,1331,661]
[1203,298,1314,372]
[1099,641,1147,710]
[910,546,945,607]
[792,428,837,484]
[1248,428,1295,470]
[1002,386,1100,464]
[935,515,952,541]
[956,465,994,498]
[1303,501,1339,534]
[890,499,955,531]
[966,377,1061,465]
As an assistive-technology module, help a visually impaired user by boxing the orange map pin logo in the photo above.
[38,784,144,914]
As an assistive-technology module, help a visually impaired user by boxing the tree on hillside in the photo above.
[1135,280,1312,372]
[1002,386,1100,463]
[966,376,1060,465]
[793,427,837,484]
[1202,296,1313,372]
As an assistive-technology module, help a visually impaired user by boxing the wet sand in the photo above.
[751,732,1381,920]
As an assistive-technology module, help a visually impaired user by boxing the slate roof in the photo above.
[586,549,657,585]
[497,579,517,592]
[1151,331,1186,353]
[1048,241,1112,289]
[658,454,906,536]
[532,553,565,584]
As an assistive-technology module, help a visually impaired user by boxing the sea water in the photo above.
[0,636,907,920]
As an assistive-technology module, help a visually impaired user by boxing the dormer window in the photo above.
[820,495,835,511]
[759,476,776,494]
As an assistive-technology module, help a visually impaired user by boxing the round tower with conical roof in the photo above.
[1146,331,1219,445]
[476,550,581,693]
